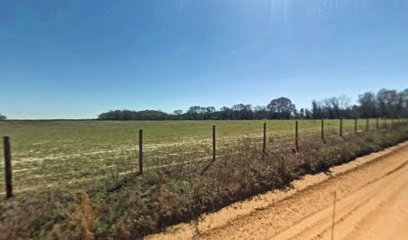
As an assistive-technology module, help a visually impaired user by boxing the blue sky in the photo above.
[0,0,407,119]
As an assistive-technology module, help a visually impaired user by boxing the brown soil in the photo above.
[147,141,408,240]
[76,191,96,240]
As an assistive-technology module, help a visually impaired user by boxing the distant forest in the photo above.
[98,88,408,120]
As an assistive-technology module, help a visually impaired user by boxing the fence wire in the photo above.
[0,119,407,196]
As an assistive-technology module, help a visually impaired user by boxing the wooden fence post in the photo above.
[3,136,13,199]
[138,129,143,174]
[366,119,369,131]
[339,118,343,137]
[212,125,216,161]
[376,118,379,129]
[263,122,266,154]
[354,118,358,134]
[321,119,326,144]
[295,121,299,151]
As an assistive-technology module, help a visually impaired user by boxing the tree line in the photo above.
[0,113,6,120]
[98,88,407,120]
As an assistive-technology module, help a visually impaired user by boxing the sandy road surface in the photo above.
[148,141,408,240]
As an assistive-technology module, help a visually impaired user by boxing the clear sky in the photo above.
[0,0,407,119]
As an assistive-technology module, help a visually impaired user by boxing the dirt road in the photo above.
[148,141,408,240]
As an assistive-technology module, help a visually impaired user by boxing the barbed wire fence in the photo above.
[1,118,408,199]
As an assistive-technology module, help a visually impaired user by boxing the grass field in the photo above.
[0,119,385,195]
[1,119,407,239]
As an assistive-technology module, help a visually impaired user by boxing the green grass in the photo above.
[0,119,406,239]
[0,119,395,195]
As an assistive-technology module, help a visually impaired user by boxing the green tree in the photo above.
[267,97,296,119]
[358,92,377,118]
[173,110,183,120]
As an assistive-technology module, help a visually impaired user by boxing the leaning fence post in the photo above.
[138,129,143,174]
[339,118,343,137]
[321,119,326,143]
[354,118,358,134]
[295,121,299,151]
[3,136,13,199]
[262,122,266,154]
[212,125,216,161]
